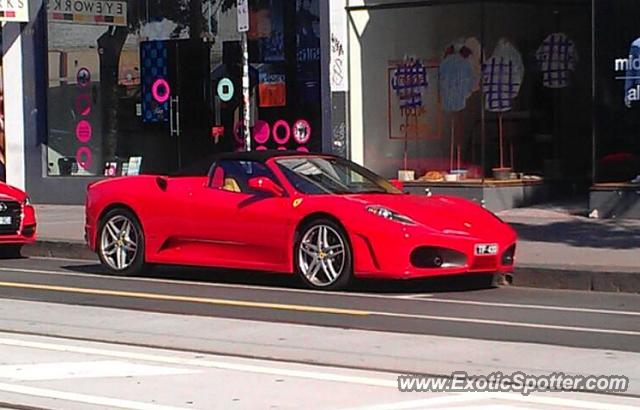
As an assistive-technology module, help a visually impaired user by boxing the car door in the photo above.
[188,160,293,270]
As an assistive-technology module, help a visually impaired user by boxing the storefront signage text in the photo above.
[47,0,127,27]
[0,0,29,22]
[615,37,640,107]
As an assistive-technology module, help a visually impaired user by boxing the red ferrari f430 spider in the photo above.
[85,152,517,290]
[0,181,37,256]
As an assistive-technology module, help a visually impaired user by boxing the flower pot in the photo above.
[398,169,415,182]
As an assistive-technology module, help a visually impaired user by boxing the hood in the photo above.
[347,194,509,237]
[0,182,27,202]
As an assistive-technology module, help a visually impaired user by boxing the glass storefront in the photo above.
[348,0,592,187]
[0,26,4,182]
[45,0,322,177]
[594,0,640,185]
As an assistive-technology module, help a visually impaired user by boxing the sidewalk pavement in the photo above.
[23,203,640,294]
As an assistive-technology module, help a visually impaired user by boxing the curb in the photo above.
[21,241,640,294]
[23,240,97,261]
[513,265,640,294]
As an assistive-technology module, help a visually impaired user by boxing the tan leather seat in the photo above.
[223,177,241,193]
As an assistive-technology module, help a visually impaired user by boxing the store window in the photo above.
[349,1,591,186]
[594,0,640,185]
[0,27,5,182]
[45,0,323,178]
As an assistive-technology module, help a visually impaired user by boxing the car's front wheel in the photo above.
[296,219,353,290]
[98,208,146,276]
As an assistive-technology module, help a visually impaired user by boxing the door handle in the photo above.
[170,96,181,137]
[169,96,176,136]
[175,95,181,137]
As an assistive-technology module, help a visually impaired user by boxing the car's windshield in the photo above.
[276,157,402,195]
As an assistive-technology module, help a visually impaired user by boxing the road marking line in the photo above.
[0,382,190,410]
[489,392,640,410]
[5,267,640,317]
[394,294,434,300]
[0,337,397,388]
[411,297,640,317]
[345,393,640,410]
[0,360,197,381]
[0,280,639,336]
[0,281,369,316]
[341,394,480,409]
[369,311,640,336]
[0,266,412,301]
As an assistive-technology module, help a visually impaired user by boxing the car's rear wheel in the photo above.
[98,208,145,276]
[296,219,353,290]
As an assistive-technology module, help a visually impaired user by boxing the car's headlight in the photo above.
[23,196,31,206]
[366,205,416,225]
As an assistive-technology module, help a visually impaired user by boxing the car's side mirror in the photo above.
[390,179,404,191]
[248,177,284,197]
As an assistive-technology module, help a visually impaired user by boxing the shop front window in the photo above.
[349,1,592,187]
[45,0,323,178]
[594,0,640,185]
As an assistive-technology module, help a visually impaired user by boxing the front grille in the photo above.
[0,201,22,235]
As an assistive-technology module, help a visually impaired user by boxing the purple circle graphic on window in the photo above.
[75,120,93,143]
[292,119,311,144]
[152,78,171,104]
[253,120,270,145]
[272,120,291,145]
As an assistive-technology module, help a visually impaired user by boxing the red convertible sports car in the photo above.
[0,181,37,256]
[85,152,517,290]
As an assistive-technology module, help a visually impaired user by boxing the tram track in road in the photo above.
[0,257,639,352]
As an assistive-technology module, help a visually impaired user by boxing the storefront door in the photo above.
[140,39,215,172]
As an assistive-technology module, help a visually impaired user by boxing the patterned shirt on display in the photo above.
[535,32,578,89]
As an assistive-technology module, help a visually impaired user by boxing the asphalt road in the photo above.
[0,256,639,353]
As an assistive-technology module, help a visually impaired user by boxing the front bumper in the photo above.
[0,204,37,245]
[351,223,516,280]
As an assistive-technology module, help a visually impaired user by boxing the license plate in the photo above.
[475,243,498,256]
[0,216,11,225]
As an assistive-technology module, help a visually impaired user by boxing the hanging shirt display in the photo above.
[482,39,525,112]
[535,32,578,89]
[439,41,477,113]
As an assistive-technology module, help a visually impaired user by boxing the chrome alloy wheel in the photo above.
[100,215,139,271]
[298,224,346,287]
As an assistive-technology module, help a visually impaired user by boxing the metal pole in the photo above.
[242,31,251,151]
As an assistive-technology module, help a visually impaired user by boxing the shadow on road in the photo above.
[62,263,497,295]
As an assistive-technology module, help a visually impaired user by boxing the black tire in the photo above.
[294,218,353,291]
[0,245,23,259]
[97,208,146,276]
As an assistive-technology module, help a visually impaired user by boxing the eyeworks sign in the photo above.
[47,0,127,26]
[0,0,29,22]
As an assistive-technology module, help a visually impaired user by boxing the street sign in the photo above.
[0,0,29,22]
[237,0,249,32]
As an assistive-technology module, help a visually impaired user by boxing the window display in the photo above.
[594,0,640,185]
[351,1,592,189]
[45,0,323,178]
